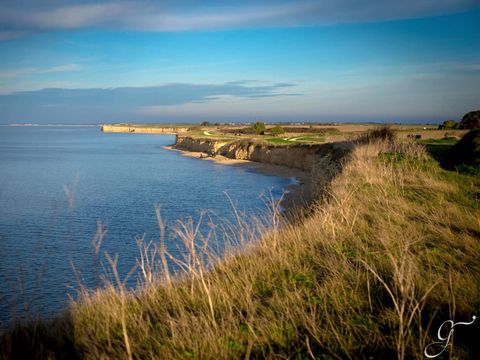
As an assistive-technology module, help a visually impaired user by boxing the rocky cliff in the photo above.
[102,125,188,134]
[175,136,351,172]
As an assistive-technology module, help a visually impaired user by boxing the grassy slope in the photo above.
[1,140,479,359]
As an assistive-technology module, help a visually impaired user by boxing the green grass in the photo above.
[420,137,459,145]
[266,137,292,144]
[419,137,459,162]
[291,135,326,143]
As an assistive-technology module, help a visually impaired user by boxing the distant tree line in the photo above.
[200,121,222,127]
[439,110,480,130]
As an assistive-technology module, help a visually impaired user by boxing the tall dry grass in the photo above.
[1,137,479,359]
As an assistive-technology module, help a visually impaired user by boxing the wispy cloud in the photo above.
[0,81,300,123]
[0,81,298,103]
[0,0,478,37]
[0,64,82,79]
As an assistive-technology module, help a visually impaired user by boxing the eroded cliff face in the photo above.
[102,125,188,134]
[174,136,229,153]
[175,136,352,172]
[221,142,319,171]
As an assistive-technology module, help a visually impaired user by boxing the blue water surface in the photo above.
[0,126,290,327]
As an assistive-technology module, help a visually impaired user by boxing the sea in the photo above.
[0,126,291,327]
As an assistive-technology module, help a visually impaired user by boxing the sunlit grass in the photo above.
[1,135,479,359]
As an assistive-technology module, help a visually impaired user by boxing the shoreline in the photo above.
[163,145,312,211]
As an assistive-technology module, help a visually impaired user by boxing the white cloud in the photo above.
[28,3,134,29]
[0,0,478,34]
[0,64,82,79]
[40,64,82,73]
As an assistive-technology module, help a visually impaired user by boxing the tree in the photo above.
[252,121,266,135]
[201,121,212,126]
[459,110,480,129]
[270,125,285,136]
[439,120,458,130]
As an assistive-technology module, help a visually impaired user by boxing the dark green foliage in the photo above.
[252,121,266,135]
[438,119,458,130]
[201,121,212,126]
[270,126,285,135]
[444,129,480,172]
[420,137,459,162]
[459,110,480,129]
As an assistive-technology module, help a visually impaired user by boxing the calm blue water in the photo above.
[0,126,290,327]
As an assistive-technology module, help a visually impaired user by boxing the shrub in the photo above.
[270,126,285,136]
[252,121,266,135]
[443,129,480,169]
[438,119,458,130]
[357,125,396,144]
[459,110,480,129]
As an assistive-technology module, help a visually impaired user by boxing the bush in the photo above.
[438,119,458,130]
[201,121,212,126]
[357,125,396,144]
[459,110,480,129]
[443,129,480,169]
[252,121,266,135]
[270,126,285,136]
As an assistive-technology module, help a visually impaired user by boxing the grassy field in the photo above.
[1,131,479,359]
[178,123,468,146]
[420,137,460,161]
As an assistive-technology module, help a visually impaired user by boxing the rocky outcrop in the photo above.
[175,136,352,172]
[102,125,189,134]
[174,136,230,153]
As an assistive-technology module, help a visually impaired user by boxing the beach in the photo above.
[163,145,312,210]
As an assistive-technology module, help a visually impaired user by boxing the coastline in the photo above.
[163,145,312,210]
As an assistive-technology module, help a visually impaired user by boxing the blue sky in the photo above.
[0,0,479,124]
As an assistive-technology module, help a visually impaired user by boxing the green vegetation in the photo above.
[438,119,458,130]
[459,110,480,129]
[265,135,326,145]
[1,135,479,359]
[420,137,459,145]
[290,135,325,143]
[438,110,480,130]
[251,121,266,135]
[266,137,291,144]
[443,129,480,176]
[269,125,285,135]
[420,137,459,161]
